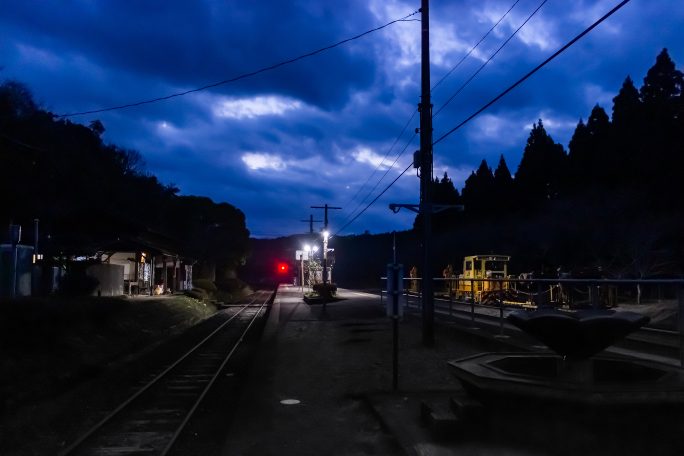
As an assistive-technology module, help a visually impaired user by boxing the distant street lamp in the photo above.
[302,244,320,290]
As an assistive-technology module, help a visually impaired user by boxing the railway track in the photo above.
[398,292,682,362]
[59,290,274,456]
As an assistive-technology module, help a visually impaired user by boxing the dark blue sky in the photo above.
[2,0,683,237]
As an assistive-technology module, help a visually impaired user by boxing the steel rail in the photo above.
[59,290,270,456]
[383,277,684,285]
[404,292,681,350]
[160,291,271,455]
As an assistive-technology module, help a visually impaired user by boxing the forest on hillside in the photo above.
[0,82,249,282]
[3,48,683,288]
[330,49,684,286]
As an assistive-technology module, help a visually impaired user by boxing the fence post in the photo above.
[678,285,684,369]
[495,299,508,338]
[536,281,543,308]
[591,283,601,309]
[470,281,476,325]
[419,279,422,310]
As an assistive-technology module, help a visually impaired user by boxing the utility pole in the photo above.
[311,204,341,285]
[388,0,461,346]
[300,214,323,234]
[419,0,434,346]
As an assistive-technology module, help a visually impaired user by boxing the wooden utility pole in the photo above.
[419,0,434,346]
[300,214,323,234]
[389,0,462,345]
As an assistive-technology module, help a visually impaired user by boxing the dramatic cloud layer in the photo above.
[2,0,683,237]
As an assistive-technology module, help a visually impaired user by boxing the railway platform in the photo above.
[220,284,684,456]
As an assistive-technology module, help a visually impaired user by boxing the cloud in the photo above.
[241,152,287,171]
[468,113,528,146]
[352,146,394,170]
[212,95,303,119]
[581,83,615,109]
[15,43,63,70]
[473,1,558,52]
[2,0,684,237]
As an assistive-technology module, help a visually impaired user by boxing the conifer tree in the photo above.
[430,172,462,232]
[462,159,494,215]
[568,118,590,191]
[612,76,641,127]
[611,76,643,187]
[414,171,462,232]
[514,120,567,208]
[493,154,513,211]
[585,105,613,186]
[640,48,683,108]
[639,48,684,206]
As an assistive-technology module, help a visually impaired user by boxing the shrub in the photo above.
[192,279,217,293]
[312,283,337,299]
[185,288,209,301]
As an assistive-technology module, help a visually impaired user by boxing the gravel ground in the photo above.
[4,287,682,455]
[219,286,488,455]
[219,286,684,456]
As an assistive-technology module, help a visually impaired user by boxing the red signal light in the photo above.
[277,263,288,274]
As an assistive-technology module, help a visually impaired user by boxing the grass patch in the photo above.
[0,295,217,413]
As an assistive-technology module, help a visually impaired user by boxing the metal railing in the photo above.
[380,276,684,367]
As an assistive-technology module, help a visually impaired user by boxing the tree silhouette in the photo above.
[514,120,567,209]
[0,80,250,279]
[639,48,684,208]
[415,172,462,233]
[587,105,613,186]
[567,118,590,191]
[640,49,683,107]
[471,159,495,215]
[493,154,513,211]
[611,76,643,187]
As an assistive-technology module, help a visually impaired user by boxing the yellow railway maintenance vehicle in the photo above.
[455,254,510,299]
[452,255,535,308]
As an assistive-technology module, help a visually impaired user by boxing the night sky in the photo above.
[2,0,682,238]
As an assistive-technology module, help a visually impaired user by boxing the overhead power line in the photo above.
[57,9,421,118]
[343,109,417,210]
[433,0,548,118]
[433,0,633,147]
[338,131,418,231]
[334,161,413,237]
[337,0,524,234]
[431,0,521,92]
